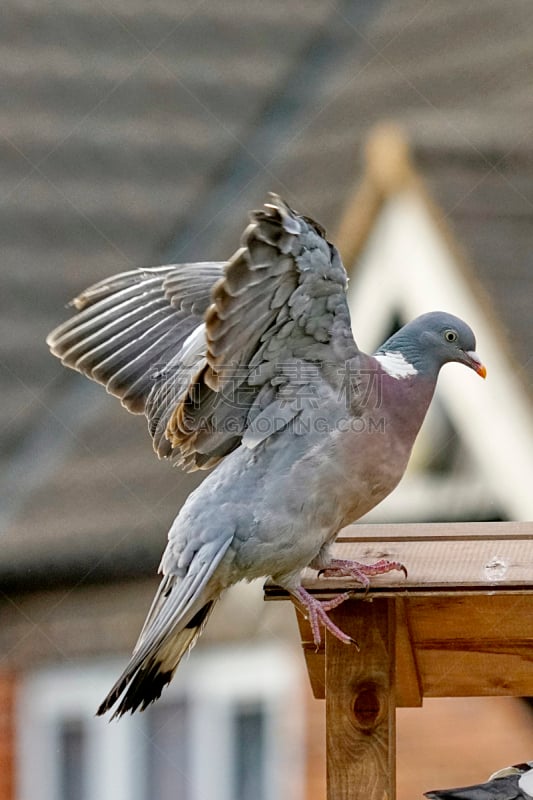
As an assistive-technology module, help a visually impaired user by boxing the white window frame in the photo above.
[17,642,305,800]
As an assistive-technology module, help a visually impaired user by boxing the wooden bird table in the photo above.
[264,521,533,800]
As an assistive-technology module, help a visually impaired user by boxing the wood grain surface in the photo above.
[326,599,395,800]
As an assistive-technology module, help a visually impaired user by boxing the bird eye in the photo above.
[444,330,458,343]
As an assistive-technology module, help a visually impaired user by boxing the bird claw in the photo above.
[293,586,360,651]
[318,557,407,589]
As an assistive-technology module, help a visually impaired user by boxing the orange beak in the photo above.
[466,350,487,379]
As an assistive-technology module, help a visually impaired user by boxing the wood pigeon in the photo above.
[426,762,533,800]
[47,195,486,716]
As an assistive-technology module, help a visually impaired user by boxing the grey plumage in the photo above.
[425,763,533,800]
[47,194,486,716]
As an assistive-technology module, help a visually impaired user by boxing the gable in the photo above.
[345,187,533,522]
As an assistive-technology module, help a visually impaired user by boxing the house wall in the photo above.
[0,672,15,800]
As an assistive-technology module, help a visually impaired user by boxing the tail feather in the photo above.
[97,600,216,718]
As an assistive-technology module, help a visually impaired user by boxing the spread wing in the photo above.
[47,195,359,470]
[166,194,359,465]
[46,262,224,462]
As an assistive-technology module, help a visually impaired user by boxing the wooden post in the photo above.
[326,598,396,800]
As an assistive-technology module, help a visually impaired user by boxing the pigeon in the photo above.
[425,762,533,800]
[46,194,486,716]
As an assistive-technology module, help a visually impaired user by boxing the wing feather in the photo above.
[47,263,224,453]
[165,195,358,461]
[47,196,358,470]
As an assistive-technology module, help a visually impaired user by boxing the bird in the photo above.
[425,762,533,800]
[46,194,486,717]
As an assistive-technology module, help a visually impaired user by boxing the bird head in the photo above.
[377,312,487,379]
[418,311,486,378]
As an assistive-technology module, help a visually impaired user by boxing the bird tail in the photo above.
[96,599,216,718]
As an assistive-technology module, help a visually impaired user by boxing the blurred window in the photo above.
[144,699,191,800]
[233,702,266,800]
[17,644,304,800]
[58,717,88,800]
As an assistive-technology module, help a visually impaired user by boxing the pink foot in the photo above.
[318,558,407,590]
[292,586,359,650]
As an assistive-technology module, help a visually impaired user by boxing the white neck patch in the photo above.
[374,351,418,379]
[518,769,533,798]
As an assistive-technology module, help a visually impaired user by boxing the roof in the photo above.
[1,0,532,587]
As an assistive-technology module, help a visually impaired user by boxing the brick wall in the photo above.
[0,673,16,800]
